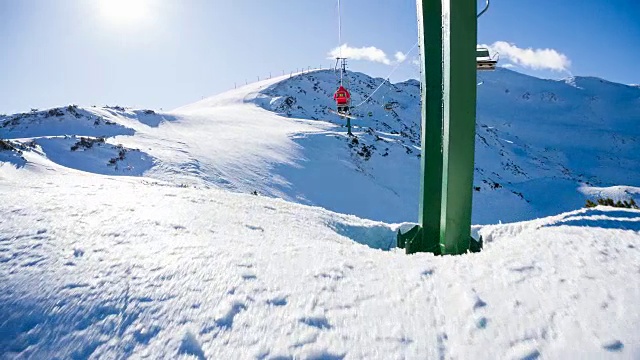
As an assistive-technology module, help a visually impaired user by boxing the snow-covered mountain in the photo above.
[249,68,640,224]
[1,69,639,359]
[2,68,639,224]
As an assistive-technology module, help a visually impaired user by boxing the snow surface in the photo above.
[1,161,639,359]
[1,69,640,359]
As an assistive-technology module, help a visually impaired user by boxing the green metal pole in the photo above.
[439,0,477,255]
[411,0,444,254]
[399,0,480,255]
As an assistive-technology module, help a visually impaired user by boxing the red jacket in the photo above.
[333,86,351,105]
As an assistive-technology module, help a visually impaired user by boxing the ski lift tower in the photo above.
[397,0,484,255]
[334,57,354,135]
[336,57,348,85]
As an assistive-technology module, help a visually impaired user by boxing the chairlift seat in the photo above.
[476,48,498,71]
[477,60,497,70]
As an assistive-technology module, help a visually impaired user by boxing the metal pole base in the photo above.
[397,226,482,255]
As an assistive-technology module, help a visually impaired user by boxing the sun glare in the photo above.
[98,0,150,25]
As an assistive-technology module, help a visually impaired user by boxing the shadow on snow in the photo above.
[543,209,640,232]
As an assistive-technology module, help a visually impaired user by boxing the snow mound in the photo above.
[0,105,135,139]
[579,184,640,203]
[0,106,176,177]
[34,136,154,176]
[0,140,27,169]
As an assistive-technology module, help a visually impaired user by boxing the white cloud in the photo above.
[327,44,418,66]
[501,63,515,69]
[328,44,391,65]
[394,51,407,63]
[329,42,570,72]
[481,41,571,72]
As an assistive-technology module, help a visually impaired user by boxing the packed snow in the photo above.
[1,69,639,359]
[1,163,639,359]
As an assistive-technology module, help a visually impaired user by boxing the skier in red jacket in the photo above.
[333,85,351,114]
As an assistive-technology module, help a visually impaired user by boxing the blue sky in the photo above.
[1,0,638,114]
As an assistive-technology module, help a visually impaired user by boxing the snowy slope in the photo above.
[247,68,640,224]
[1,69,639,225]
[1,160,639,359]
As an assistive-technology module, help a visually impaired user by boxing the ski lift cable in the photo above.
[335,0,345,85]
[338,0,342,57]
[352,40,419,108]
[477,0,490,19]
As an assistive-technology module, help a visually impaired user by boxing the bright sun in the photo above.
[98,0,150,25]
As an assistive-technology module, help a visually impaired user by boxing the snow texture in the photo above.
[0,169,638,359]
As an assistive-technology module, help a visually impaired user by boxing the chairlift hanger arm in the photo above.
[477,0,490,18]
[477,0,494,71]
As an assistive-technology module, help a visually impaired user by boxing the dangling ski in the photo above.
[329,109,357,119]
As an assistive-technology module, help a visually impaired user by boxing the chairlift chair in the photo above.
[476,0,498,71]
[333,85,351,115]
[476,48,498,71]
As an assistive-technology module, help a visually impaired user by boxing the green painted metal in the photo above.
[397,0,481,255]
[407,0,444,255]
[439,0,478,255]
[396,225,419,249]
